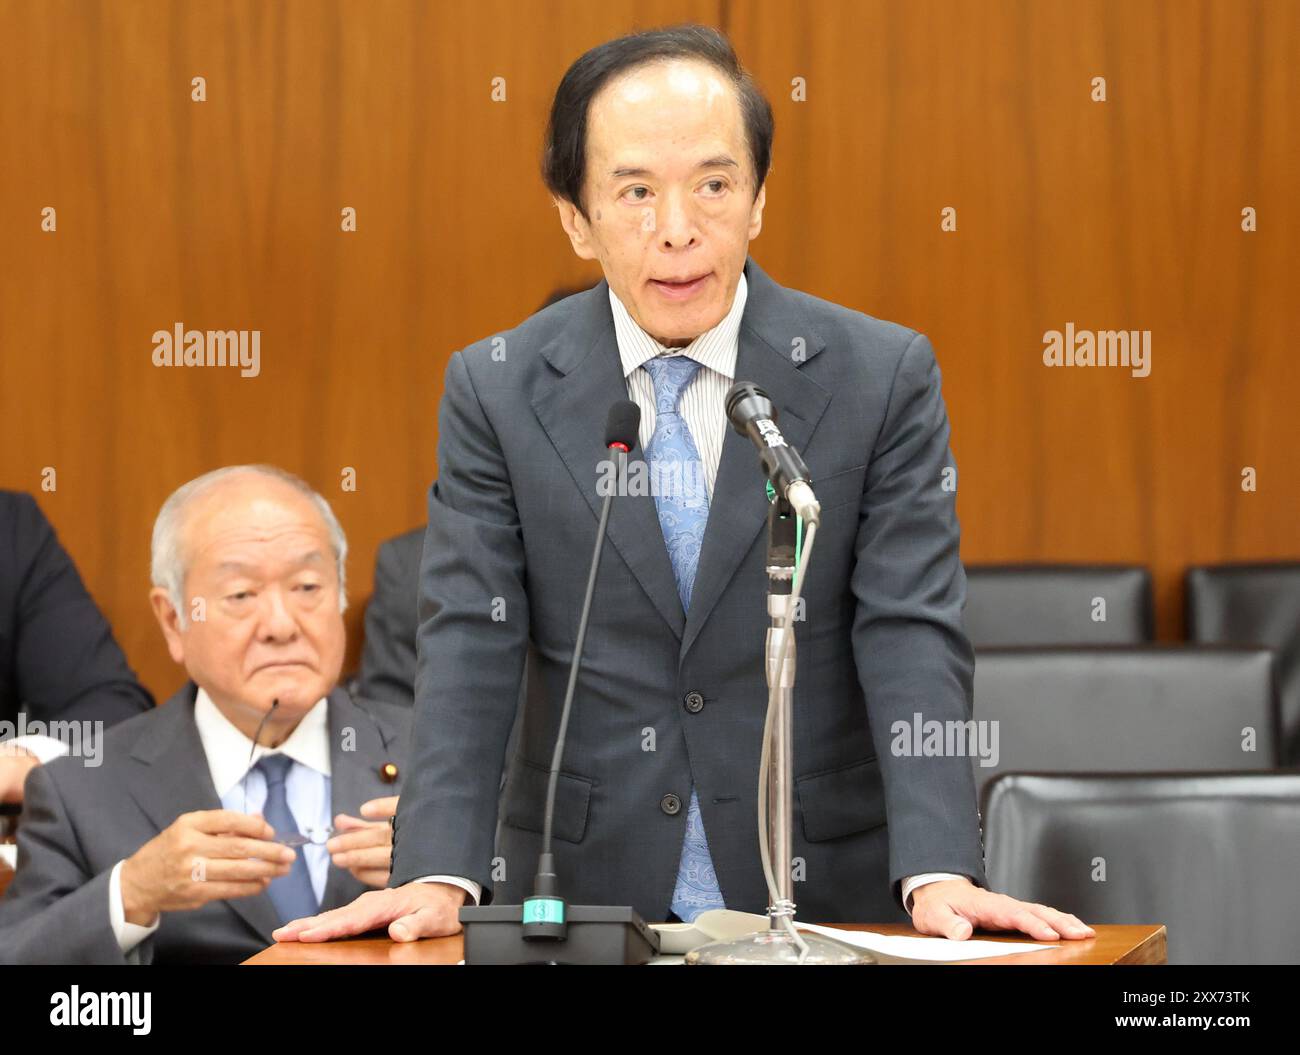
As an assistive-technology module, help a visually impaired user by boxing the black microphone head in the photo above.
[725,381,776,435]
[605,400,641,450]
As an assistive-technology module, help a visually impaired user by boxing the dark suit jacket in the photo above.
[0,491,153,729]
[357,528,425,707]
[391,255,987,923]
[0,682,408,964]
[356,528,525,834]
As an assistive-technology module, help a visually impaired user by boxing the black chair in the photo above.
[970,646,1277,802]
[984,771,1300,964]
[963,564,1153,647]
[1187,562,1300,766]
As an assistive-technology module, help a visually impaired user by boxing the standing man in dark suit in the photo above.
[0,466,407,963]
[0,491,153,803]
[278,25,1092,946]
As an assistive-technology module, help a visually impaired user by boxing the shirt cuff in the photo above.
[901,872,967,915]
[4,734,70,765]
[109,860,161,955]
[413,874,482,906]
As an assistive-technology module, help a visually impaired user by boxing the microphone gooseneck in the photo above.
[527,400,641,941]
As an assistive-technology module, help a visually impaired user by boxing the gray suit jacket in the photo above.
[358,527,425,708]
[392,255,986,923]
[0,682,408,964]
[356,528,527,793]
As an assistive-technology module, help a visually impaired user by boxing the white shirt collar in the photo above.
[193,686,332,799]
[608,271,746,382]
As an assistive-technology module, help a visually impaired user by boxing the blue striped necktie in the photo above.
[255,753,320,925]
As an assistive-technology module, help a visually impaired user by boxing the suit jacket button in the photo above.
[660,793,682,816]
[683,691,705,713]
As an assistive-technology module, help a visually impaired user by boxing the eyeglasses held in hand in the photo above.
[240,698,337,847]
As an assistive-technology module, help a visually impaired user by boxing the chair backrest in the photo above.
[969,646,1277,802]
[963,564,1153,647]
[1187,562,1300,766]
[984,771,1300,964]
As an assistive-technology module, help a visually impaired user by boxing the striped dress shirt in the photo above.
[607,273,747,497]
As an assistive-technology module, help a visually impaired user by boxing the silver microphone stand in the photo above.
[687,495,875,965]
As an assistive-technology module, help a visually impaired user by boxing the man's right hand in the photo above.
[120,810,296,926]
[272,881,468,943]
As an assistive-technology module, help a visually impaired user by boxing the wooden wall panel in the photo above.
[0,0,1295,699]
[728,0,1300,637]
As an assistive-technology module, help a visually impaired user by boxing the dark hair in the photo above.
[541,24,774,218]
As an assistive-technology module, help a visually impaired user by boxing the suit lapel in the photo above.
[123,683,224,828]
[123,682,282,942]
[531,287,686,640]
[680,258,833,658]
[320,688,402,912]
[529,260,834,658]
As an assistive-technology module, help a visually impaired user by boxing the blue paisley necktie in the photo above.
[641,354,726,921]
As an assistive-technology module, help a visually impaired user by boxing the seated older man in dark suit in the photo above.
[0,491,153,804]
[0,466,408,964]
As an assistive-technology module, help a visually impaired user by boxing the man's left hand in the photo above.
[327,796,398,888]
[910,877,1096,942]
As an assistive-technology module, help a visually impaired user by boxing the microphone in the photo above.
[458,400,659,965]
[725,382,821,523]
[604,399,640,453]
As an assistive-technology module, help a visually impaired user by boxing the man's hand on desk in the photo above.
[909,877,1096,942]
[273,881,467,944]
[326,795,398,888]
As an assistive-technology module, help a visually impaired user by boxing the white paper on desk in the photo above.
[794,920,1050,961]
[652,910,1050,962]
[0,844,16,869]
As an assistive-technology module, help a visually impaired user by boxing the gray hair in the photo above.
[151,465,348,628]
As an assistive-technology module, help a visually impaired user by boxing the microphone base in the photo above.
[686,927,876,965]
[459,904,660,964]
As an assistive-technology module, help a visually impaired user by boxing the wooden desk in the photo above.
[245,922,1165,965]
